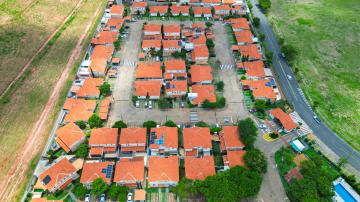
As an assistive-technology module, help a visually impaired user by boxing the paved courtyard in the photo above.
[108,21,248,126]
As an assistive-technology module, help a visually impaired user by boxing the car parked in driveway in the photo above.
[100,194,106,202]
[85,194,90,202]
[148,101,153,109]
[135,100,140,108]
[127,193,133,202]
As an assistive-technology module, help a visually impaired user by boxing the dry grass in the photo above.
[269,0,360,151]
[0,0,105,188]
[0,0,79,93]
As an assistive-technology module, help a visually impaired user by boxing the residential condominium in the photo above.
[148,156,179,187]
[183,127,212,156]
[149,126,179,156]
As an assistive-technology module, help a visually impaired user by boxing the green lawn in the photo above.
[268,0,360,151]
[303,148,340,180]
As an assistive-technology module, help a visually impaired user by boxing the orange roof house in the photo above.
[214,5,231,16]
[131,2,147,14]
[238,44,262,60]
[134,80,162,99]
[163,24,181,40]
[230,18,250,30]
[99,99,111,120]
[119,128,147,152]
[149,126,178,155]
[234,30,254,45]
[202,0,222,5]
[91,30,118,45]
[185,156,215,180]
[192,45,209,64]
[114,157,145,186]
[89,128,118,157]
[242,79,277,101]
[39,157,78,192]
[223,150,246,168]
[183,127,212,156]
[110,5,124,18]
[149,5,168,16]
[162,40,181,56]
[164,59,186,73]
[190,65,213,84]
[219,126,244,151]
[106,18,124,31]
[165,80,188,97]
[89,45,114,77]
[80,161,115,186]
[143,24,162,40]
[55,123,86,153]
[135,62,162,80]
[63,98,97,123]
[148,156,179,187]
[237,61,265,79]
[77,77,104,98]
[191,34,207,46]
[141,39,162,51]
[171,5,190,16]
[190,84,216,105]
[231,4,249,15]
[193,7,212,18]
[270,108,298,132]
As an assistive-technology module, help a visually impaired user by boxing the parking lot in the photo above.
[108,21,249,126]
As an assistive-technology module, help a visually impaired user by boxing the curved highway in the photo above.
[250,0,360,171]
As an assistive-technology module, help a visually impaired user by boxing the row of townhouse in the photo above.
[130,3,249,17]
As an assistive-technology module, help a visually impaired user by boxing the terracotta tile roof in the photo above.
[77,77,104,98]
[31,198,62,202]
[183,127,212,149]
[111,5,124,17]
[107,18,124,30]
[224,150,246,167]
[131,1,147,9]
[99,99,111,120]
[91,30,118,45]
[192,22,206,29]
[192,45,209,59]
[164,59,186,71]
[185,156,215,180]
[193,7,212,15]
[238,44,261,59]
[163,24,181,33]
[119,127,147,145]
[114,157,145,184]
[285,167,303,182]
[149,5,168,14]
[134,189,146,201]
[89,128,118,146]
[202,0,221,4]
[162,40,181,49]
[55,123,85,153]
[148,156,179,184]
[237,61,265,78]
[229,18,250,29]
[39,158,77,191]
[80,161,115,184]
[165,80,188,95]
[171,5,190,14]
[270,108,298,131]
[141,39,162,50]
[214,4,231,11]
[234,30,253,44]
[134,80,162,97]
[222,0,235,4]
[191,34,207,45]
[89,45,114,74]
[63,99,96,123]
[190,65,213,83]
[90,147,117,156]
[135,61,162,79]
[164,72,187,80]
[149,126,178,149]
[242,79,277,100]
[220,126,244,150]
[191,84,216,104]
[232,4,248,13]
[143,24,162,33]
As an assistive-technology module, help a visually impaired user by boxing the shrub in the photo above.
[75,143,88,158]
[215,81,224,91]
[253,17,260,27]
[73,184,87,199]
[91,178,108,197]
[143,120,157,130]
[216,96,226,108]
[206,39,215,49]
[244,148,267,173]
[164,120,177,127]
[99,82,111,96]
[158,98,170,109]
[241,75,247,80]
[259,0,271,11]
[195,121,209,127]
[112,120,127,133]
[75,121,87,130]
[269,132,278,139]
[88,114,102,128]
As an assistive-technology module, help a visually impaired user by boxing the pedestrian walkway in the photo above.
[189,110,199,123]
[289,111,313,135]
[120,60,137,68]
[220,63,235,70]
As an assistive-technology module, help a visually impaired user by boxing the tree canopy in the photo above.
[99,82,111,96]
[91,178,108,197]
[237,118,258,147]
[244,148,267,174]
[259,0,271,11]
[73,183,87,199]
[88,114,102,128]
[195,121,209,128]
[164,120,177,127]
[75,143,88,158]
[112,120,127,133]
[143,120,157,130]
[158,97,170,109]
[108,184,127,200]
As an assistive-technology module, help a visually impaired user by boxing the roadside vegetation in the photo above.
[268,0,360,151]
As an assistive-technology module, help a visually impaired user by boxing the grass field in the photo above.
[0,0,105,199]
[268,0,360,151]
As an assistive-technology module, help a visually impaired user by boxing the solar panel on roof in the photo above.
[43,175,51,185]
[166,83,170,89]
[172,84,175,88]
[102,168,107,173]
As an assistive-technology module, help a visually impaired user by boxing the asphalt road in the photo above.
[250,0,360,171]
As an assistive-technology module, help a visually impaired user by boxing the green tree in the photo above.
[158,97,170,109]
[164,120,177,127]
[112,120,127,133]
[73,183,87,199]
[91,178,108,197]
[75,121,87,130]
[215,81,224,91]
[254,99,267,113]
[75,143,88,158]
[205,21,213,28]
[244,148,267,173]
[238,118,258,147]
[253,17,260,27]
[108,184,127,200]
[281,44,297,62]
[88,114,102,128]
[202,99,217,109]
[337,157,348,168]
[210,127,222,133]
[206,39,215,49]
[171,178,197,198]
[113,40,121,50]
[143,120,157,131]
[259,0,271,11]
[195,121,209,127]
[99,82,111,96]
[216,96,226,108]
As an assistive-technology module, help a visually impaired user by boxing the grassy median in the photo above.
[268,0,360,151]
